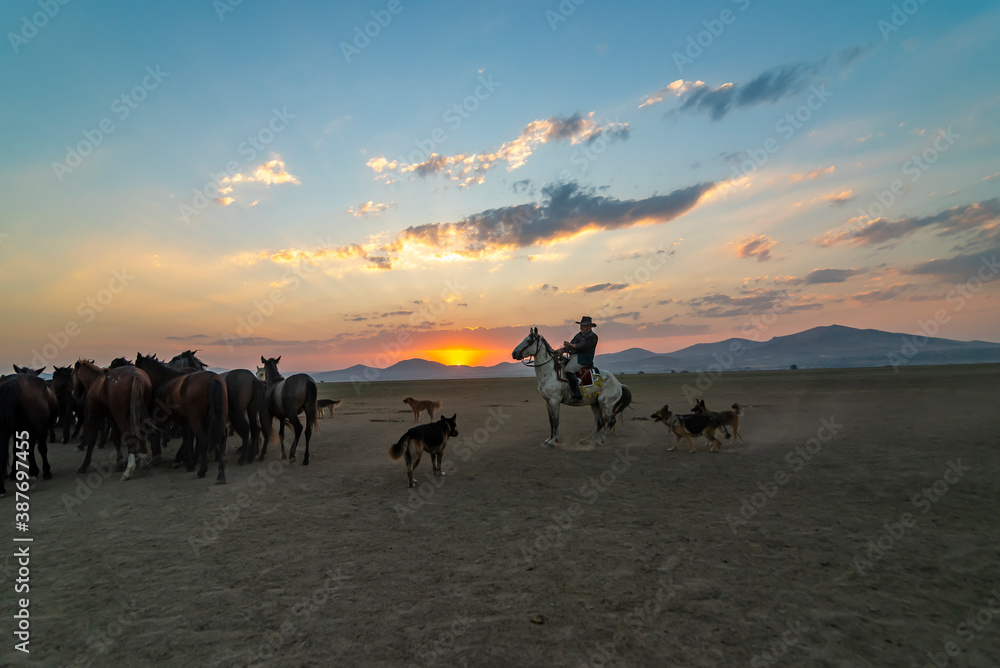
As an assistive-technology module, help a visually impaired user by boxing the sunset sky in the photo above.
[2,1,998,373]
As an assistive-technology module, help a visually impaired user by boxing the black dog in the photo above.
[389,414,458,487]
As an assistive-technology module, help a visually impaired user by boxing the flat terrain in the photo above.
[2,364,999,667]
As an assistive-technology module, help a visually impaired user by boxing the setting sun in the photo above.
[425,347,491,367]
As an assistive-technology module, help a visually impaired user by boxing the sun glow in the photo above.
[425,347,490,367]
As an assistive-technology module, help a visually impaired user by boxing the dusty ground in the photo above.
[2,363,999,667]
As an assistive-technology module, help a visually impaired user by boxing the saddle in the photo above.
[556,356,598,387]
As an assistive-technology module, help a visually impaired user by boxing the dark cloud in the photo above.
[392,180,718,258]
[848,284,914,303]
[672,61,823,122]
[818,198,1000,247]
[583,283,629,293]
[804,268,864,284]
[905,247,1000,281]
[686,289,823,318]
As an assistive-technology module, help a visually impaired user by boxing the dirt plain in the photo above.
[2,363,999,667]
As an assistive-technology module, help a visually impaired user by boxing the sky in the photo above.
[2,0,998,373]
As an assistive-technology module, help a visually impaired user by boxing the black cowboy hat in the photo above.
[575,316,597,327]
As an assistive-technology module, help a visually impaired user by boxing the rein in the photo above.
[519,335,559,368]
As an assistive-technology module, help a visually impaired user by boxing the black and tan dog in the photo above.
[650,403,723,452]
[403,397,442,423]
[316,398,343,419]
[690,399,744,444]
[389,414,458,487]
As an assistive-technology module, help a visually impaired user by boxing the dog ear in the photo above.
[261,355,266,364]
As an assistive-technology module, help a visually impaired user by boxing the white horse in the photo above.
[512,327,631,448]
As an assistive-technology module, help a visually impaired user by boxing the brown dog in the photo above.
[389,414,458,487]
[403,397,441,423]
[691,399,744,444]
[650,403,723,453]
[316,398,343,419]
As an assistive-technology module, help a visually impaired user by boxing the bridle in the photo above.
[518,331,558,368]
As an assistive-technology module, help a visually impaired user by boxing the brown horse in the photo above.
[220,369,276,465]
[135,353,229,484]
[169,351,275,465]
[259,356,318,465]
[71,359,153,481]
[0,373,57,495]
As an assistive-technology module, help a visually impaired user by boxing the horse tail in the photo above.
[389,434,407,460]
[128,376,149,448]
[306,380,320,434]
[208,378,227,450]
[0,378,22,431]
[255,379,278,448]
[613,384,633,417]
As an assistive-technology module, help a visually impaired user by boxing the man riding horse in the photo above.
[560,316,598,402]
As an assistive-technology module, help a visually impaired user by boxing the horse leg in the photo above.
[258,415,272,462]
[593,396,617,447]
[286,416,304,464]
[544,400,561,447]
[121,432,137,481]
[35,429,52,480]
[279,419,288,460]
[77,412,103,473]
[302,405,315,466]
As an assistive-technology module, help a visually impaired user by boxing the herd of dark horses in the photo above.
[0,352,319,496]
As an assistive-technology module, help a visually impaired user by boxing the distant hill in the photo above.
[310,324,1000,383]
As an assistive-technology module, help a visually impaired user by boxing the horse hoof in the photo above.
[215,479,226,485]
[43,471,53,480]
[289,456,296,463]
[76,466,88,474]
[302,459,308,466]
[197,471,207,478]
[75,445,84,452]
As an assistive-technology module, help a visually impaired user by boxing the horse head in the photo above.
[512,327,543,361]
[260,356,283,384]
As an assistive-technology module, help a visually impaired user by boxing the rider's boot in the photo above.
[567,373,583,402]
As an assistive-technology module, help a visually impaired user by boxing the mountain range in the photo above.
[302,325,1000,384]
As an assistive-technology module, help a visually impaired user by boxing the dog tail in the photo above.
[433,400,442,410]
[732,403,742,415]
[389,434,407,460]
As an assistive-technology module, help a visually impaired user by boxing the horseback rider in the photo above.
[561,316,598,402]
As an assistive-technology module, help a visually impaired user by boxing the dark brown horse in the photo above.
[71,360,153,481]
[49,366,79,444]
[168,351,275,465]
[0,373,57,495]
[135,353,229,484]
[259,356,318,465]
[220,369,276,465]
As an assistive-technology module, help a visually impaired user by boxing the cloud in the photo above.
[816,198,1000,247]
[366,113,629,188]
[823,189,854,207]
[215,157,300,205]
[789,165,835,183]
[803,268,864,284]
[686,289,823,318]
[732,234,777,262]
[582,283,629,293]
[904,246,1000,281]
[847,284,914,303]
[232,180,718,271]
[533,283,559,294]
[984,172,1000,181]
[348,200,394,217]
[667,61,823,121]
[638,79,705,108]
